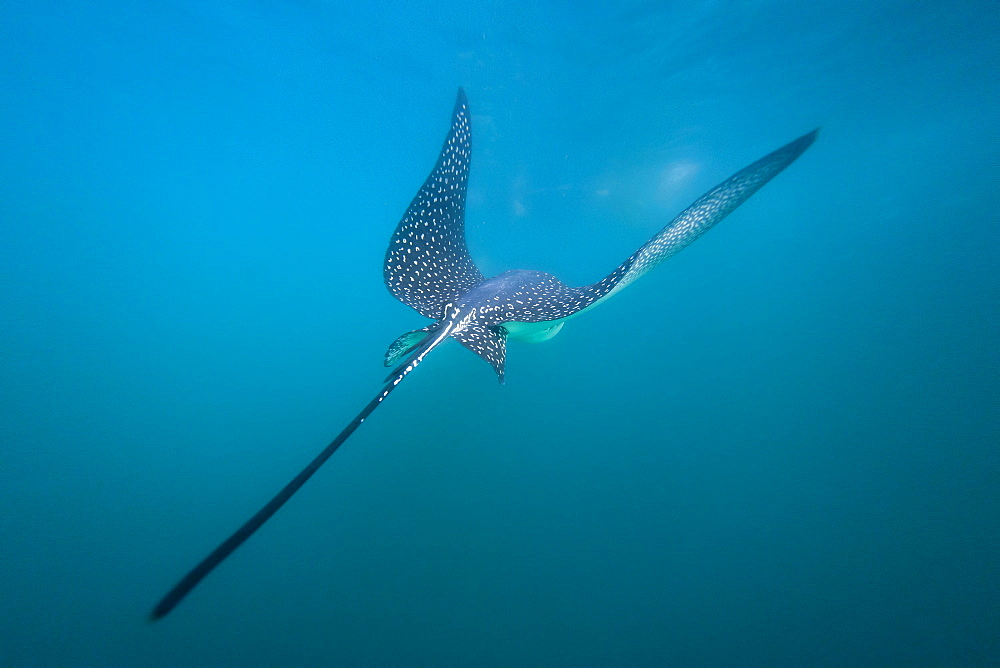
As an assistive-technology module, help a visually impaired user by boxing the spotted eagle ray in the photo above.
[151,89,816,620]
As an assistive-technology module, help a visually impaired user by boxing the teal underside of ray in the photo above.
[503,319,566,343]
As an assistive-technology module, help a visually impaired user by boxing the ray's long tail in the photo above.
[149,333,443,621]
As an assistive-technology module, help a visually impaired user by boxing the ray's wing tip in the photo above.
[455,87,468,109]
[761,127,818,172]
[787,127,820,156]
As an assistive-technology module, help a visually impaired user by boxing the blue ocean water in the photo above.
[1,0,997,663]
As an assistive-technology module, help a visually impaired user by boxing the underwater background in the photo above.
[2,1,997,664]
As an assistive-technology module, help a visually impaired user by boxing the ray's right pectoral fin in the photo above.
[567,130,819,319]
[384,326,434,367]
[452,323,507,384]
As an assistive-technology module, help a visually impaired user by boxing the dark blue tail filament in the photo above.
[149,378,402,621]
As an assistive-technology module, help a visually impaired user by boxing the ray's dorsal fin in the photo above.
[384,89,483,319]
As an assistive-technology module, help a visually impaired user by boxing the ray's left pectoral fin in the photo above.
[452,324,507,384]
[384,326,434,367]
